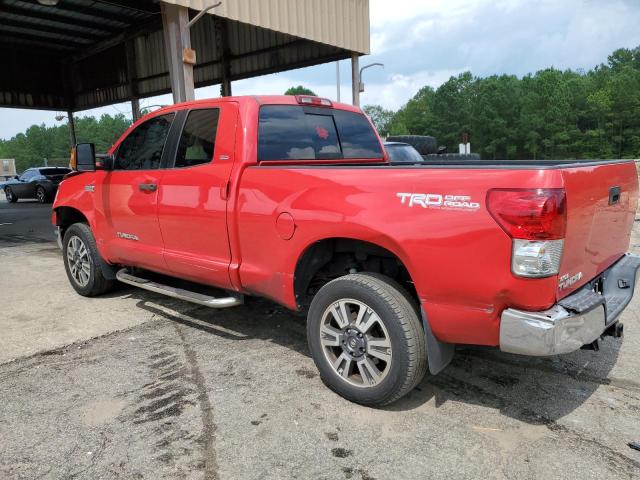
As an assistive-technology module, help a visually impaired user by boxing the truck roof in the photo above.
[150,95,363,116]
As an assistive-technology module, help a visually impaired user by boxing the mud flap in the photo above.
[99,257,118,280]
[421,308,455,375]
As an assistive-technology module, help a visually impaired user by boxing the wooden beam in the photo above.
[161,3,194,103]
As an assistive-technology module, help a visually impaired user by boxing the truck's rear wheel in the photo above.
[307,273,427,407]
[63,223,115,297]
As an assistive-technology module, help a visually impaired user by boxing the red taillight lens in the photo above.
[487,188,566,240]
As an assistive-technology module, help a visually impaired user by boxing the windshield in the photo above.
[385,144,423,163]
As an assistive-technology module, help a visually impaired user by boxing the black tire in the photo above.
[386,135,438,155]
[307,273,427,407]
[5,187,17,203]
[62,223,115,297]
[36,186,47,204]
[423,153,481,161]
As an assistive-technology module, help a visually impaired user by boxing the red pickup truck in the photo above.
[53,95,640,406]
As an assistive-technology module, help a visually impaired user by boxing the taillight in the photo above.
[487,189,566,240]
[487,188,567,278]
[296,95,333,107]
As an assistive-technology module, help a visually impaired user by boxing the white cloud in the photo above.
[360,69,468,109]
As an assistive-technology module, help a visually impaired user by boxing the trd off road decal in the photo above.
[397,192,480,211]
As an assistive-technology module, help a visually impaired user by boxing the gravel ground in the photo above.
[1,200,639,480]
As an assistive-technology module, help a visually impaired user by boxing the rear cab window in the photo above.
[258,106,383,162]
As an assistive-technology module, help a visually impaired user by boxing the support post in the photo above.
[67,111,77,147]
[215,17,232,96]
[131,99,141,122]
[351,53,360,107]
[161,3,195,104]
[125,39,141,121]
[336,61,341,102]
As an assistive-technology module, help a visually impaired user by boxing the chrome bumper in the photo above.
[500,254,640,356]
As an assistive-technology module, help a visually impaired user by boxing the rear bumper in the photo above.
[500,254,640,356]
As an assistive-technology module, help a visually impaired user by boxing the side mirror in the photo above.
[70,143,96,172]
[96,153,114,171]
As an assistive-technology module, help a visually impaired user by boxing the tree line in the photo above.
[364,46,640,160]
[0,114,131,172]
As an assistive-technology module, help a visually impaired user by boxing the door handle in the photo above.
[139,183,157,192]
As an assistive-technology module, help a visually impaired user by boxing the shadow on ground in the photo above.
[123,284,624,426]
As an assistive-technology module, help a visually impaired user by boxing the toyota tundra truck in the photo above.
[53,95,640,406]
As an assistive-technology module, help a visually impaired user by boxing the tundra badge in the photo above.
[116,232,139,241]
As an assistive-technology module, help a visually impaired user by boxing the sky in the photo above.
[2,0,640,140]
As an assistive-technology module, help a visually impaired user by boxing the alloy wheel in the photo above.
[319,298,392,388]
[66,235,91,287]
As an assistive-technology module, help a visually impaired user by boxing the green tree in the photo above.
[388,45,640,160]
[363,105,395,136]
[284,85,317,96]
[0,113,131,172]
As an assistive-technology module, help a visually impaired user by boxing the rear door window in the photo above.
[174,109,220,168]
[258,106,382,161]
[114,113,175,170]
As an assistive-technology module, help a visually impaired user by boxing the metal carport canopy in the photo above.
[0,0,370,113]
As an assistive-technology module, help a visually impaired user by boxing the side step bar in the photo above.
[116,268,243,309]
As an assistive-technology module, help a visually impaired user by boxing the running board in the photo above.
[116,268,243,309]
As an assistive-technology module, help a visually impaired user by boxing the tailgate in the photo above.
[558,161,638,299]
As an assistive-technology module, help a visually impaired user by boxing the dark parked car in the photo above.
[384,142,424,164]
[3,167,71,204]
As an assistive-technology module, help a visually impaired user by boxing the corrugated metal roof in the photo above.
[162,0,370,54]
[0,0,370,111]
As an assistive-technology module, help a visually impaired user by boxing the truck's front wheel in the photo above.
[63,223,115,297]
[307,273,427,407]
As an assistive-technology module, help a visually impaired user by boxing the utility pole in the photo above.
[336,61,341,102]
